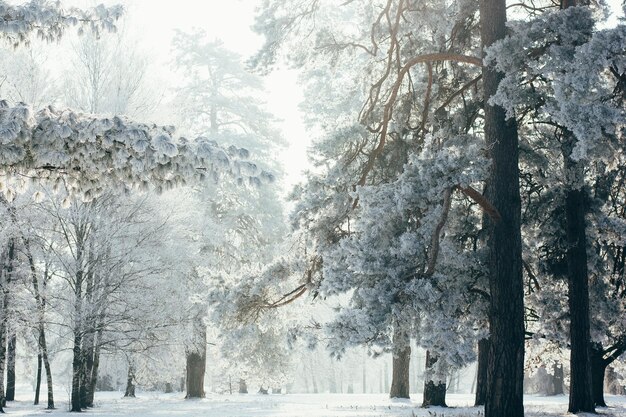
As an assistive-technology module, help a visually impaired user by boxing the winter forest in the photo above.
[0,0,624,416]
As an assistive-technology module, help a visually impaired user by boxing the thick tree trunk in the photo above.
[475,337,490,406]
[239,379,248,394]
[185,351,206,398]
[185,315,206,399]
[562,135,595,413]
[591,344,607,407]
[389,328,410,399]
[5,332,15,401]
[422,351,447,407]
[480,1,525,417]
[124,366,136,397]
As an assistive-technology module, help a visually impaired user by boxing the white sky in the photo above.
[124,0,311,195]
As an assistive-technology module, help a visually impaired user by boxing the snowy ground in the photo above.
[6,391,626,417]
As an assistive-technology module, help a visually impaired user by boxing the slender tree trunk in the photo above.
[26,239,55,409]
[239,379,248,394]
[0,316,6,412]
[0,239,16,412]
[5,333,15,401]
[34,351,42,405]
[389,327,410,399]
[422,351,447,407]
[475,337,490,405]
[87,336,102,407]
[70,331,83,412]
[480,2,525,417]
[43,334,54,409]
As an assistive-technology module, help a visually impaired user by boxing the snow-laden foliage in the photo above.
[0,0,122,47]
[321,138,489,380]
[0,101,270,201]
[486,6,626,162]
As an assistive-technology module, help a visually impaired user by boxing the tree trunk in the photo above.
[422,351,447,407]
[475,337,490,406]
[545,362,564,396]
[239,379,248,394]
[124,366,136,397]
[479,1,525,417]
[34,351,42,405]
[41,325,54,409]
[185,351,206,398]
[0,239,16,412]
[389,328,410,399]
[185,317,206,399]
[362,365,367,394]
[591,343,607,407]
[87,338,101,407]
[70,331,83,412]
[5,332,15,401]
[562,134,595,413]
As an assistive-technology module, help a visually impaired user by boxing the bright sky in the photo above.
[124,0,310,195]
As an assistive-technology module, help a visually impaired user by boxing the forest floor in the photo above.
[6,391,626,416]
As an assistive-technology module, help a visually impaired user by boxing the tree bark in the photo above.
[5,332,15,401]
[70,331,83,412]
[124,366,136,397]
[239,379,248,394]
[34,351,42,405]
[422,351,447,407]
[562,134,594,413]
[389,328,410,399]
[480,1,525,417]
[475,337,490,406]
[591,343,607,407]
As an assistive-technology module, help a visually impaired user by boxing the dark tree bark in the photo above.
[422,351,447,407]
[591,343,607,407]
[561,117,595,416]
[479,1,525,417]
[239,379,248,394]
[34,352,42,405]
[0,239,16,412]
[389,328,410,399]
[87,335,102,408]
[124,366,136,398]
[475,337,490,406]
[70,331,83,412]
[5,332,15,401]
[258,387,268,394]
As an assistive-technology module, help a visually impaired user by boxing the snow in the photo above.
[6,391,626,417]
